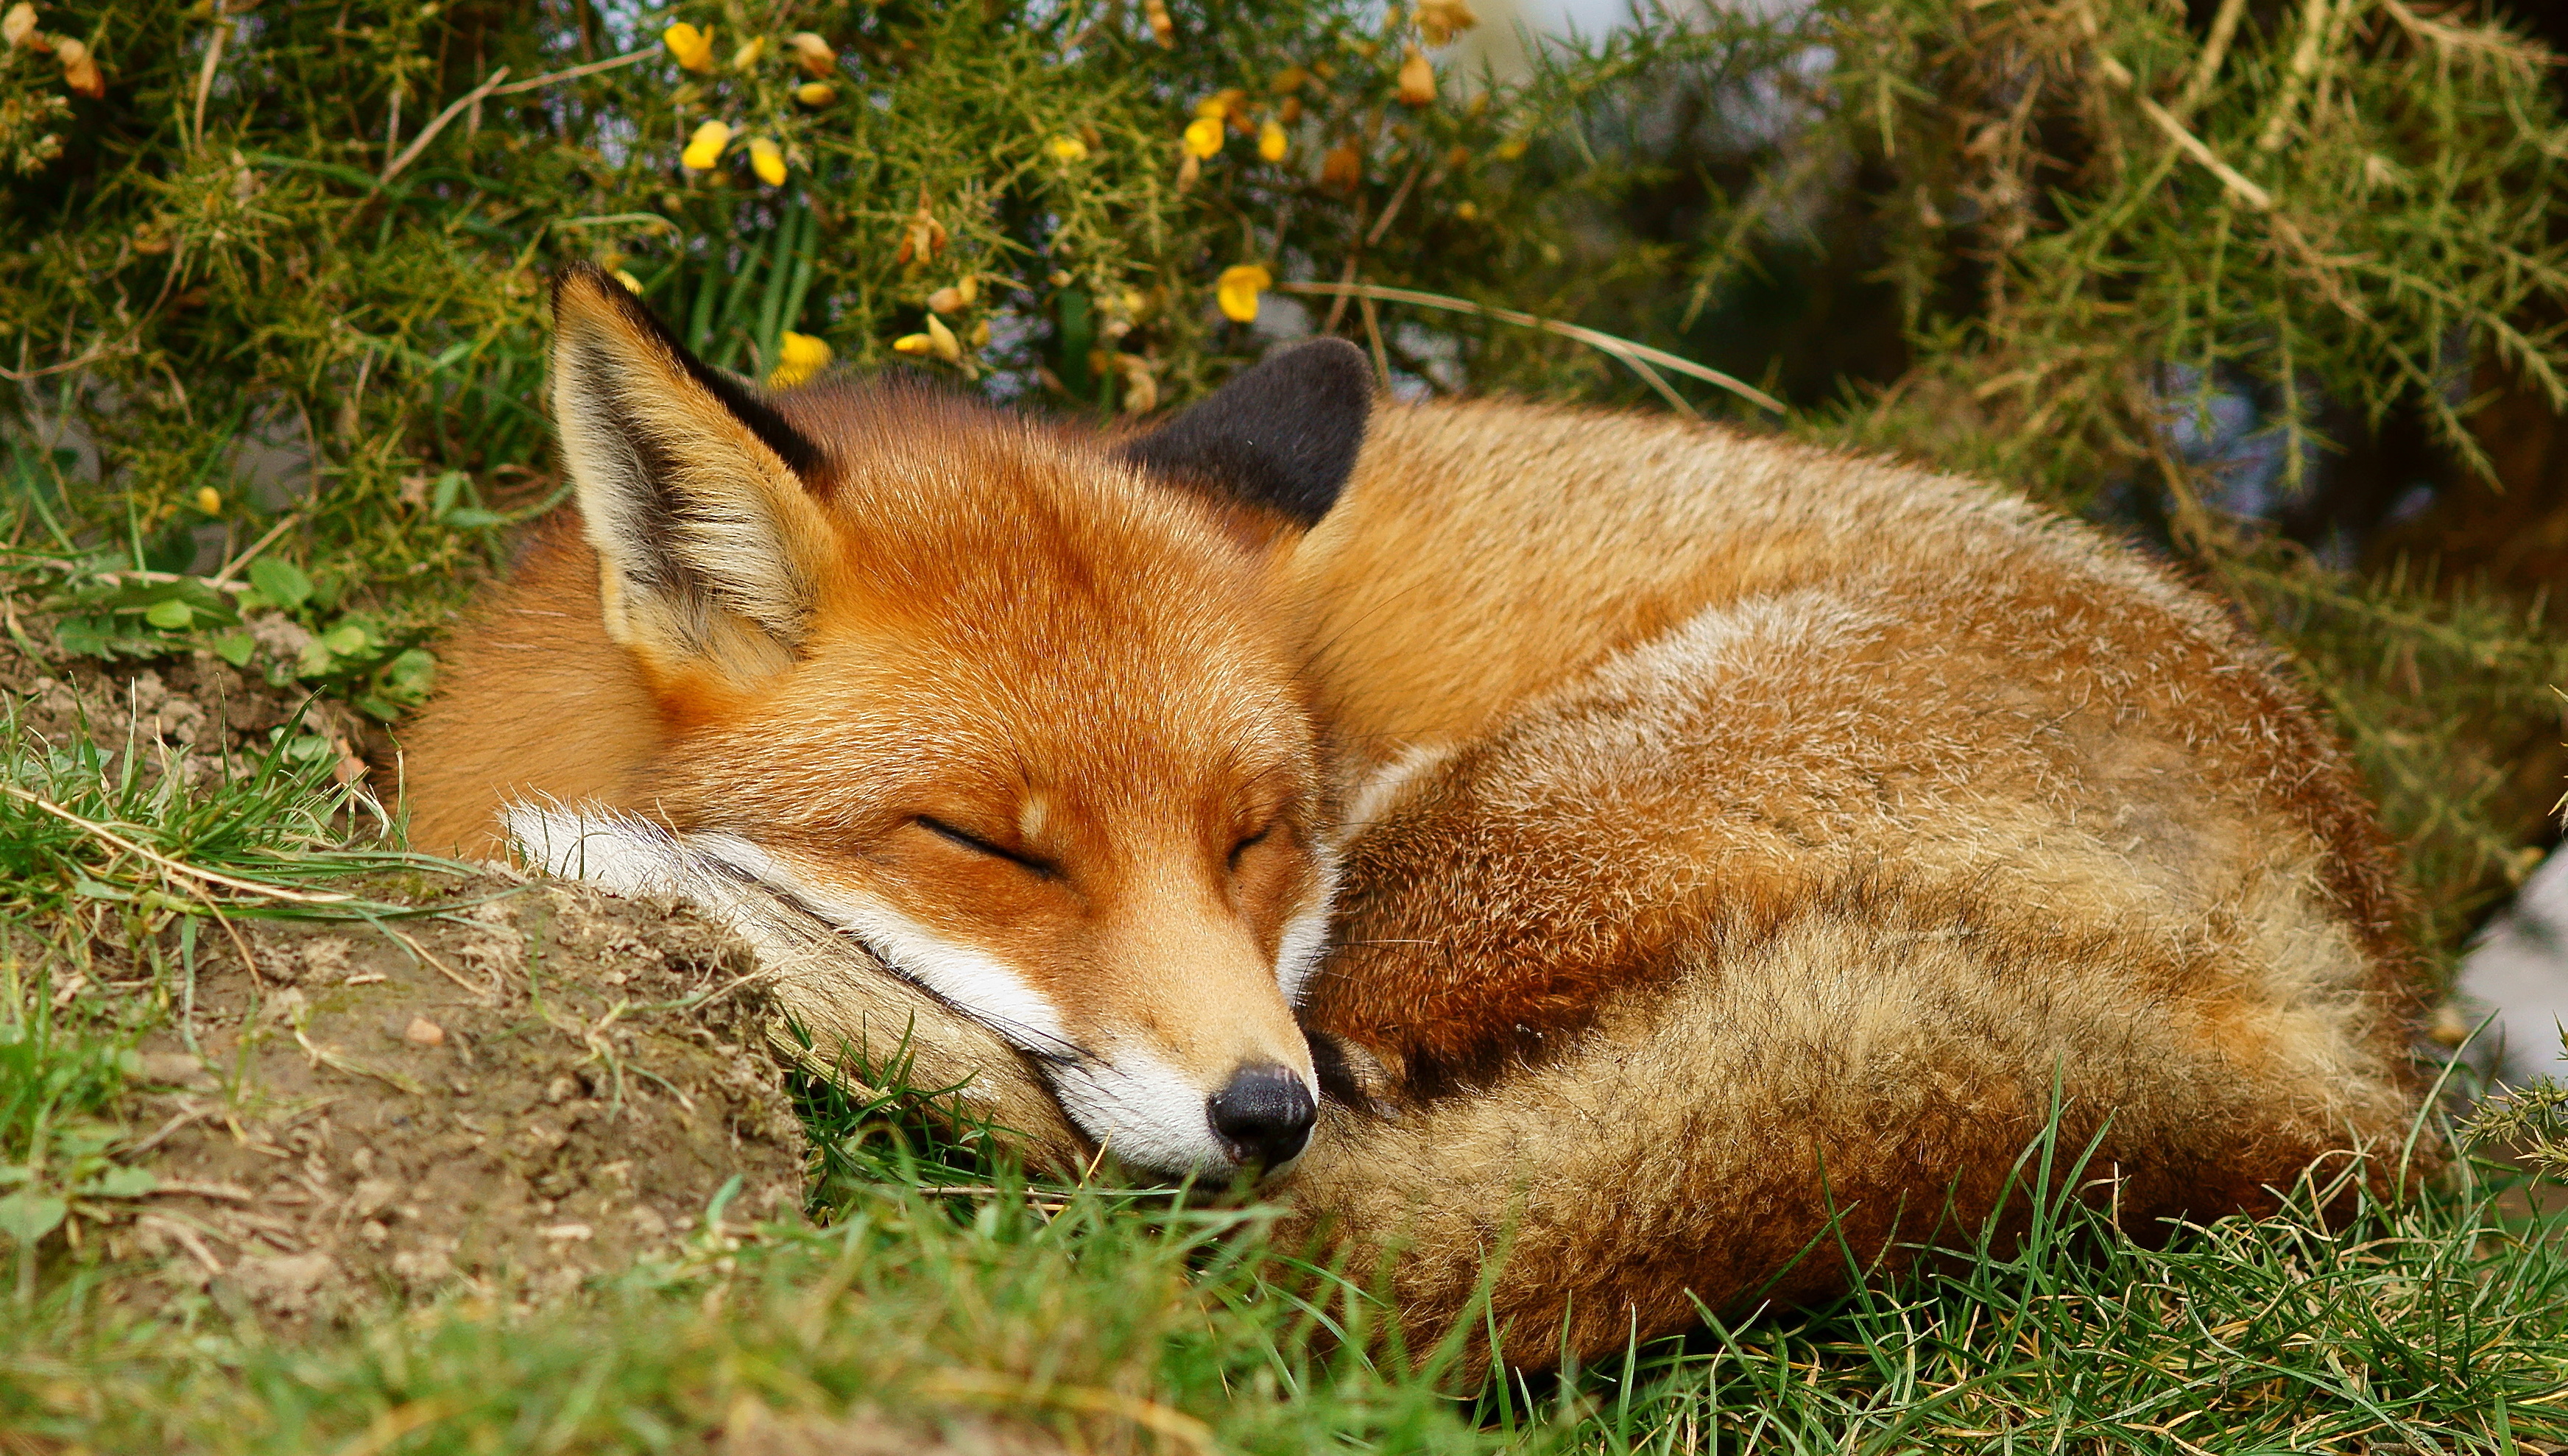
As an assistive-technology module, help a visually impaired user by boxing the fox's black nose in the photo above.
[1208,1064,1316,1169]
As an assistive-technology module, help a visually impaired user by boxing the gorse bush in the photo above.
[1,1,2563,926]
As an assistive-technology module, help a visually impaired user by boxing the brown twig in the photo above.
[145,1179,258,1203]
[137,1213,227,1276]
[376,922,490,999]
[380,49,652,185]
[488,47,655,96]
[191,18,231,152]
[1357,293,1391,390]
[381,68,511,183]
[0,342,115,384]
[2172,0,2249,120]
[121,1106,217,1159]
[293,1024,428,1098]
[2084,24,2273,211]
[1364,155,1428,249]
[1322,194,1369,336]
[208,510,303,589]
[2256,0,2334,153]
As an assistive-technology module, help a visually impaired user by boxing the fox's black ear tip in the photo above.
[1116,332,1376,531]
[1262,337,1373,409]
[1277,335,1371,379]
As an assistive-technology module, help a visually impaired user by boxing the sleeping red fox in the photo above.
[402,264,2426,1364]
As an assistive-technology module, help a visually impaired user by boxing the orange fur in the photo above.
[401,274,2427,1369]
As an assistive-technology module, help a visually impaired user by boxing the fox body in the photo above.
[404,266,2424,1364]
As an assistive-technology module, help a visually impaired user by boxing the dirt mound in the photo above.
[1,634,814,1320]
[0,640,379,788]
[96,877,808,1321]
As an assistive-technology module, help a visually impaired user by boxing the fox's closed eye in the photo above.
[917,816,1060,878]
[1229,824,1272,871]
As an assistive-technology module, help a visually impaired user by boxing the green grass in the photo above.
[0,707,2560,1452]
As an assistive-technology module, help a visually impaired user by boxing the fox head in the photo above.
[527,263,1370,1178]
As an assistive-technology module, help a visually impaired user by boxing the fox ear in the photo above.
[548,264,836,690]
[1117,337,1372,531]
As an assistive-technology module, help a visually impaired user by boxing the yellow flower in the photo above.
[613,267,646,293]
[680,120,730,171]
[192,487,222,515]
[663,22,715,74]
[893,333,934,356]
[1397,44,1436,107]
[924,314,964,362]
[768,331,832,388]
[747,135,786,186]
[788,32,836,77]
[1417,0,1478,46]
[730,36,766,70]
[794,81,836,106]
[1182,116,1223,159]
[1257,120,1288,163]
[1216,264,1270,324]
[54,35,101,97]
[1048,134,1090,163]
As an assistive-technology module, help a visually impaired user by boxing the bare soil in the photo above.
[1,637,811,1323]
[0,633,383,788]
[97,878,809,1324]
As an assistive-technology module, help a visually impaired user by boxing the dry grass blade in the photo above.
[1277,280,1788,413]
[0,785,353,905]
[916,1371,1219,1454]
[292,1024,428,1098]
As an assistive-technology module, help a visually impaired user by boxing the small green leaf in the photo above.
[441,507,507,529]
[0,1166,31,1187]
[0,1190,67,1245]
[281,734,336,764]
[144,598,194,629]
[53,615,115,657]
[430,471,468,519]
[247,558,314,611]
[213,629,257,666]
[384,648,436,697]
[321,622,371,657]
[88,1166,158,1198]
